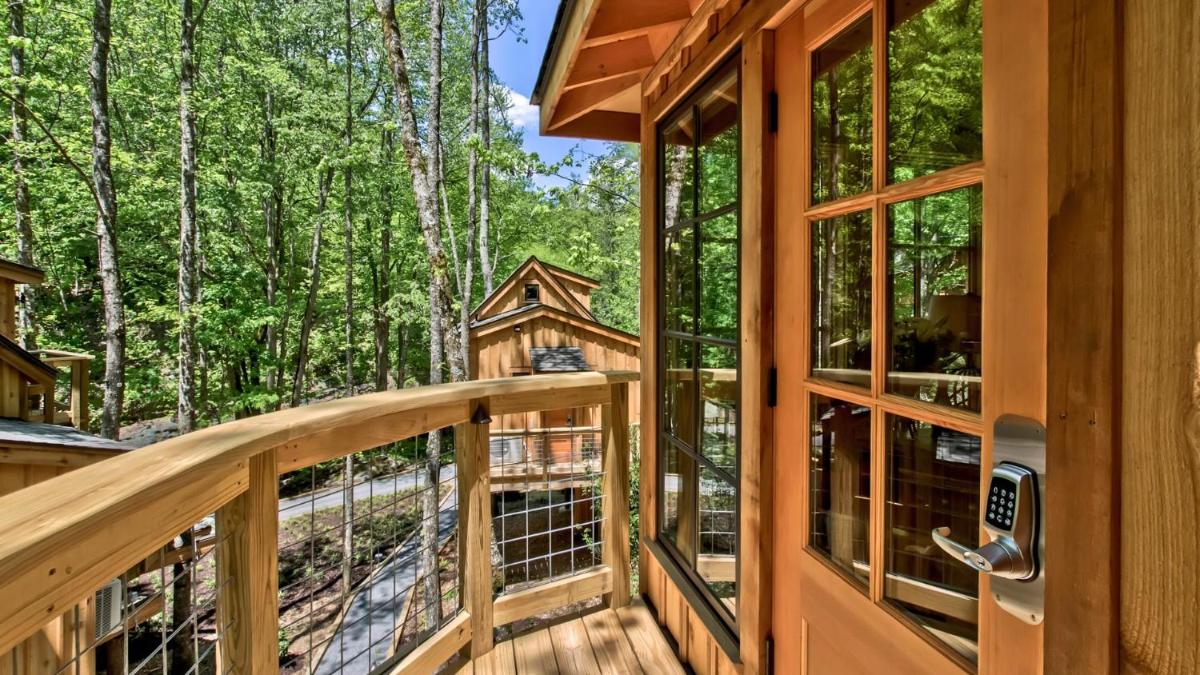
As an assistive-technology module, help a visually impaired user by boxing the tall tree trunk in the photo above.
[171,1,201,668]
[291,168,334,407]
[459,0,481,374]
[478,0,494,296]
[9,0,35,350]
[263,91,284,404]
[374,0,462,630]
[373,124,393,392]
[90,0,125,440]
[341,0,356,599]
[177,0,199,436]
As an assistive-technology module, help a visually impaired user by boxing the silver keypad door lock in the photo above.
[932,415,1046,625]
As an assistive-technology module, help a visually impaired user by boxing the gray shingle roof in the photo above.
[529,346,590,373]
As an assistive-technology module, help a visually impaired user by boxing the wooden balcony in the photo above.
[0,370,681,675]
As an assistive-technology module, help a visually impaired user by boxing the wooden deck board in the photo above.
[468,602,679,675]
[582,607,643,674]
[550,618,602,674]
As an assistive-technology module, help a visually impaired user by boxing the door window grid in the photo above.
[797,0,984,669]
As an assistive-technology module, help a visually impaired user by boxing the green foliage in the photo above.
[0,0,641,431]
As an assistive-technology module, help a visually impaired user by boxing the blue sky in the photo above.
[491,0,609,185]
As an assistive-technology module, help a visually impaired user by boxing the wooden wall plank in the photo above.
[738,27,775,675]
[1119,0,1200,671]
[1045,0,1121,672]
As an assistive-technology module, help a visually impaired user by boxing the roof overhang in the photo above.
[0,259,44,286]
[532,0,700,142]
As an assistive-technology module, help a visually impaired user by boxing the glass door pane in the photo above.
[812,12,874,204]
[809,394,872,587]
[811,210,873,388]
[885,415,980,664]
[887,0,983,183]
[886,185,982,412]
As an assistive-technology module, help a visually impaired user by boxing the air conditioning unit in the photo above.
[94,578,123,640]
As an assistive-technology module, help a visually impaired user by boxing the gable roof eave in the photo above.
[471,256,595,321]
[469,303,640,349]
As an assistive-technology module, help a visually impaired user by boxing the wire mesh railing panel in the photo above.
[489,405,605,598]
[5,517,231,675]
[276,428,461,675]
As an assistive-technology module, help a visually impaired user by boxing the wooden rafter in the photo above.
[587,0,692,42]
[564,36,656,90]
[550,72,644,130]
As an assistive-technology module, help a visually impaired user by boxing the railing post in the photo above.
[216,448,278,674]
[70,359,89,430]
[602,382,631,609]
[461,398,494,657]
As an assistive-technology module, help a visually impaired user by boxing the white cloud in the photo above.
[502,87,540,129]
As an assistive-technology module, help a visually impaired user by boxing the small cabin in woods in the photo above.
[470,256,640,438]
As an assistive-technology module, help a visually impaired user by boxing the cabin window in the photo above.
[797,0,984,665]
[657,58,740,630]
[524,283,540,303]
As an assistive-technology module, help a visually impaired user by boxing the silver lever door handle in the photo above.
[932,526,1021,576]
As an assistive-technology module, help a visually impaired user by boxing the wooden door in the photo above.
[771,0,1046,672]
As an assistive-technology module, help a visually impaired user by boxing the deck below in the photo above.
[450,601,684,675]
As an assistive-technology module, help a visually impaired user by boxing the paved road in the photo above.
[313,488,460,675]
[278,464,457,520]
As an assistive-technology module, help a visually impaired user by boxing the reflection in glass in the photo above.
[700,345,737,473]
[698,71,739,214]
[885,415,980,664]
[657,59,740,632]
[699,213,738,341]
[812,12,873,204]
[661,112,696,228]
[664,226,696,334]
[664,338,695,446]
[662,441,696,561]
[698,466,738,616]
[887,0,982,183]
[887,185,982,412]
[811,210,872,387]
[809,395,871,586]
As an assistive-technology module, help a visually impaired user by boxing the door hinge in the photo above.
[765,634,775,674]
[767,367,778,408]
[767,92,779,133]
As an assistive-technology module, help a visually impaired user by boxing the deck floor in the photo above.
[451,601,684,674]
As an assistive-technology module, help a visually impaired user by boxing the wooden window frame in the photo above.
[794,0,986,670]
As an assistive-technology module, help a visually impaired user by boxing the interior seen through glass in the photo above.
[809,394,872,587]
[885,415,981,664]
[811,210,873,388]
[887,184,982,412]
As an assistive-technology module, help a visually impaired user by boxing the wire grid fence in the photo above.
[276,428,461,675]
[13,518,231,675]
[489,405,606,598]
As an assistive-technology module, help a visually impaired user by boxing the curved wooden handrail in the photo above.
[0,370,637,654]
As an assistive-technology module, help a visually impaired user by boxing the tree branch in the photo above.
[0,88,101,211]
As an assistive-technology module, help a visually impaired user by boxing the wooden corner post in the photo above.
[462,398,494,658]
[216,448,279,674]
[602,381,632,609]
